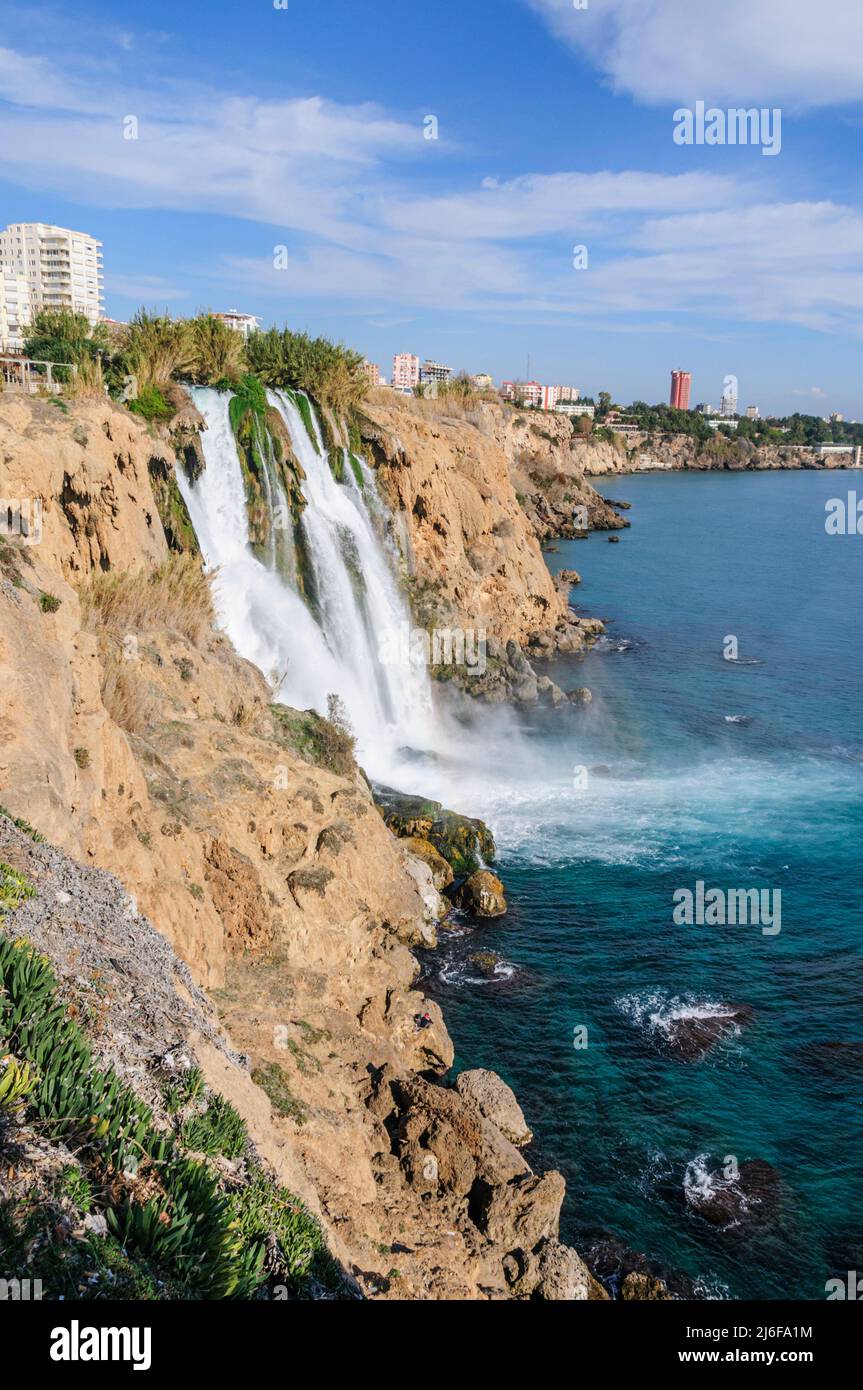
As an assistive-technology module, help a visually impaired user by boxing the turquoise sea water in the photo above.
[423,469,863,1300]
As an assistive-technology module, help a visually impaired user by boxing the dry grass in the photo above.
[98,652,158,733]
[79,557,214,734]
[367,385,499,426]
[79,555,214,647]
[66,354,106,402]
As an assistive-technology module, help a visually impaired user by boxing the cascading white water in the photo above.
[177,386,438,780]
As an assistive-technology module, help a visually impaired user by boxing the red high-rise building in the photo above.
[670,370,692,410]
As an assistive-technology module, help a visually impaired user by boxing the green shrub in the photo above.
[122,310,191,392]
[23,310,110,386]
[228,1171,339,1294]
[0,939,255,1297]
[128,385,174,422]
[270,705,356,777]
[0,937,338,1299]
[0,1053,36,1111]
[38,591,61,613]
[246,328,368,414]
[55,1163,94,1214]
[180,1093,247,1159]
[186,314,247,387]
[164,1064,204,1114]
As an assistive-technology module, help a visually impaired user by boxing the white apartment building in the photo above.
[392,353,420,390]
[554,401,595,419]
[210,310,261,340]
[420,359,452,385]
[0,268,32,352]
[0,223,104,327]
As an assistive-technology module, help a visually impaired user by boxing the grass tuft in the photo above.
[79,554,213,648]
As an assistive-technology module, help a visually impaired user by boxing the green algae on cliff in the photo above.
[373,785,497,876]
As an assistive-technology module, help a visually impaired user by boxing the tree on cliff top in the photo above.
[23,310,110,383]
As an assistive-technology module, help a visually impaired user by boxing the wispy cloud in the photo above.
[524,0,863,108]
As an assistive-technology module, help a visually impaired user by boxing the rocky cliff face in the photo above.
[357,393,618,701]
[0,391,626,1300]
[573,431,827,477]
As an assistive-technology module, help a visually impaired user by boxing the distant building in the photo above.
[746,405,760,419]
[720,376,739,417]
[420,359,452,386]
[555,401,595,419]
[696,403,716,416]
[100,317,129,345]
[670,370,692,411]
[392,353,420,390]
[708,418,738,431]
[362,360,381,388]
[542,384,579,410]
[0,223,103,326]
[0,268,32,351]
[210,310,261,340]
[471,373,494,391]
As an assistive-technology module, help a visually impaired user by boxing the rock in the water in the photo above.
[666,1004,753,1060]
[608,535,620,543]
[568,687,593,705]
[470,950,503,976]
[373,785,496,876]
[511,674,539,705]
[454,870,507,918]
[536,675,568,706]
[684,1156,781,1230]
[456,1068,533,1146]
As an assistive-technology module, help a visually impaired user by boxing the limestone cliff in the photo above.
[0,392,624,1300]
[357,392,616,700]
[573,431,830,478]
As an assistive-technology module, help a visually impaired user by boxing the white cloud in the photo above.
[1,40,861,337]
[380,170,743,240]
[525,0,863,108]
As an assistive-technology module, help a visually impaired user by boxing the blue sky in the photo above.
[1,0,861,416]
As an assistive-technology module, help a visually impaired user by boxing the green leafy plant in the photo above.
[128,385,174,422]
[228,1171,339,1294]
[180,1093,247,1159]
[0,1052,36,1111]
[0,863,35,914]
[38,591,61,613]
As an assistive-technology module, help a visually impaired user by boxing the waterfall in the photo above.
[177,386,436,779]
